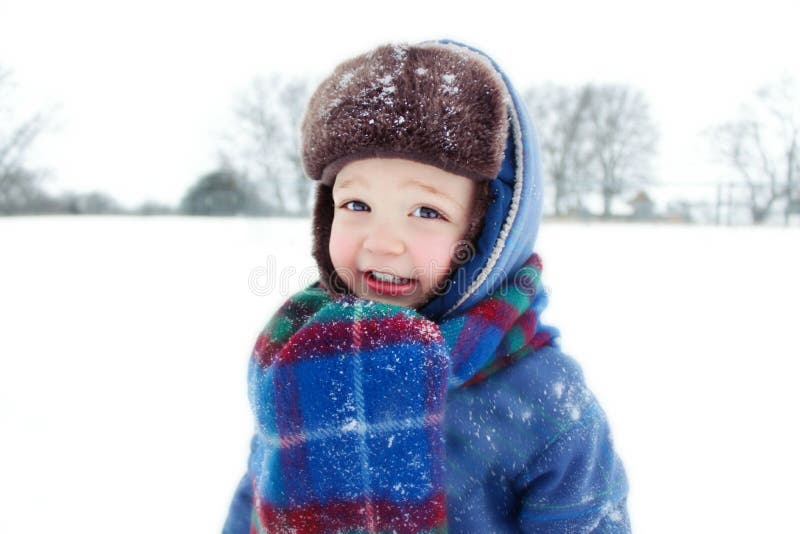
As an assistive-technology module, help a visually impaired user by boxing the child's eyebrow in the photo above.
[403,180,465,210]
[333,176,367,191]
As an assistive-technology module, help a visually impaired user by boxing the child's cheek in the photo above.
[328,223,360,278]
[413,233,459,277]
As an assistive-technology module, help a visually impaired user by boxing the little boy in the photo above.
[224,40,630,533]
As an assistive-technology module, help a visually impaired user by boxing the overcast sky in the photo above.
[1,0,798,208]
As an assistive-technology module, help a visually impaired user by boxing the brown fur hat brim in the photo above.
[302,42,510,185]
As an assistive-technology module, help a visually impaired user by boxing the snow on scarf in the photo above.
[246,253,558,533]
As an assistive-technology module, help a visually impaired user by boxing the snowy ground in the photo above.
[1,216,798,533]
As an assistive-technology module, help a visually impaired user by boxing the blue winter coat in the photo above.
[223,40,630,533]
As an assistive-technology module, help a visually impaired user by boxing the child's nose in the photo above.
[363,225,405,255]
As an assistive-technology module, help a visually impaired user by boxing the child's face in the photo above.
[330,158,477,309]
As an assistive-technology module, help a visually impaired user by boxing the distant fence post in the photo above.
[726,184,734,226]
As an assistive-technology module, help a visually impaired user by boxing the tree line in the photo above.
[2,66,798,224]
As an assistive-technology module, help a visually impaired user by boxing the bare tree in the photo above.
[712,78,799,224]
[525,84,594,216]
[584,84,658,217]
[0,66,48,214]
[226,75,312,216]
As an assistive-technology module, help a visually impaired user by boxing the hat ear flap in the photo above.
[311,184,348,294]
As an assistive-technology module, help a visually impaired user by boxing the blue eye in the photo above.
[343,200,369,212]
[412,206,444,220]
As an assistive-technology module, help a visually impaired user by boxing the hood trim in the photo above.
[442,92,525,318]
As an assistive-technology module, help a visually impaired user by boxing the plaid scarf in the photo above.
[246,253,558,533]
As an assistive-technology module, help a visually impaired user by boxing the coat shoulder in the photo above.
[444,346,629,531]
[446,345,597,451]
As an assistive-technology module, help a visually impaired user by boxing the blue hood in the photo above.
[420,40,546,321]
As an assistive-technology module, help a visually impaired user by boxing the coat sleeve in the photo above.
[222,469,253,534]
[222,432,260,534]
[514,387,631,533]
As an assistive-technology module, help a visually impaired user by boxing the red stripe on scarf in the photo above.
[256,491,447,533]
[532,330,554,348]
[254,297,325,367]
[460,308,543,388]
[472,297,521,331]
[518,308,538,343]
[254,334,282,368]
[278,313,444,364]
[450,298,519,374]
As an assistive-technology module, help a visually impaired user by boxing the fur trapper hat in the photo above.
[301,42,510,185]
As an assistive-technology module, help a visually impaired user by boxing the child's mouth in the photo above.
[364,271,418,296]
